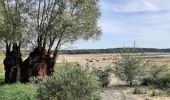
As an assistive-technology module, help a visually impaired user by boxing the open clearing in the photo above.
[0,53,170,100]
[57,53,170,100]
[57,53,170,68]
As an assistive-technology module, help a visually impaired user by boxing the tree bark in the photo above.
[3,43,22,83]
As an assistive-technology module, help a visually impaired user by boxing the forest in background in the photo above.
[59,48,170,54]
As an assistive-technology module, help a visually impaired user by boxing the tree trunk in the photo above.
[129,80,133,86]
[21,46,55,82]
[3,43,22,83]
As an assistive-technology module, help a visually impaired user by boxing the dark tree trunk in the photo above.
[21,47,55,83]
[3,43,22,83]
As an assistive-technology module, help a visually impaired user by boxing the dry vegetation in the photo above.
[57,53,170,100]
[57,53,170,69]
[0,53,170,100]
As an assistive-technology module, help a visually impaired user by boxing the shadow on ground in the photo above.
[0,73,5,86]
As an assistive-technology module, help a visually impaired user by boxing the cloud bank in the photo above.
[75,0,170,49]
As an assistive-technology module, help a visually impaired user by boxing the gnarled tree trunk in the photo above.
[21,47,56,83]
[3,43,22,83]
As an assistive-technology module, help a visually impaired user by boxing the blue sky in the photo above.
[73,0,170,49]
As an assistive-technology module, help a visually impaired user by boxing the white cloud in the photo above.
[74,0,170,49]
[143,1,159,11]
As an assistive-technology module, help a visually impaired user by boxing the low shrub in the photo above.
[149,64,168,81]
[94,67,113,87]
[133,87,146,94]
[114,48,148,86]
[142,64,170,88]
[37,62,101,100]
[29,76,44,84]
[151,90,161,96]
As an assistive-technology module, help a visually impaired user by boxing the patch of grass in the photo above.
[0,72,4,85]
[0,83,37,100]
[0,56,5,85]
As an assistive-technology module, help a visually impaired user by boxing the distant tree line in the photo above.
[59,48,170,54]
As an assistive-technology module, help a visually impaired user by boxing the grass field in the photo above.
[0,83,37,100]
[0,53,170,100]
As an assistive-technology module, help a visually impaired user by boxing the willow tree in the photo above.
[0,0,29,83]
[0,0,101,83]
[21,0,101,80]
[26,0,101,56]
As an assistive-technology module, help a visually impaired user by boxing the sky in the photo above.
[72,0,170,49]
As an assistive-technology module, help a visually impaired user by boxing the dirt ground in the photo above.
[57,53,170,100]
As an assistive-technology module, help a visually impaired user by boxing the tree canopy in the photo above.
[25,0,101,55]
[0,0,101,83]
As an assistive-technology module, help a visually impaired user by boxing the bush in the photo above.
[133,87,146,94]
[142,64,170,88]
[151,90,161,96]
[142,75,170,88]
[0,83,37,100]
[94,67,113,87]
[29,76,44,84]
[160,74,170,88]
[149,64,168,81]
[37,62,101,100]
[114,48,148,86]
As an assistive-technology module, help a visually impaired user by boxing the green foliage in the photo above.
[114,48,148,86]
[0,0,101,51]
[149,64,168,81]
[0,0,28,46]
[94,67,113,87]
[29,76,44,84]
[37,62,101,100]
[133,87,146,94]
[142,64,170,88]
[142,75,170,88]
[151,90,161,96]
[0,83,37,100]
[23,0,101,50]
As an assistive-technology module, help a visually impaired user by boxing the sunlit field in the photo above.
[57,53,170,68]
[0,53,170,100]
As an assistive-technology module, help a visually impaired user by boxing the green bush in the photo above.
[29,76,44,84]
[160,74,170,88]
[142,64,170,88]
[94,67,113,87]
[142,75,170,88]
[149,64,168,81]
[37,62,101,100]
[114,48,148,86]
[133,87,146,94]
[151,90,161,96]
[0,83,37,100]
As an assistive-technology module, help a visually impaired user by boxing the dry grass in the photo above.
[57,53,170,69]
[57,53,170,100]
[0,53,170,100]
